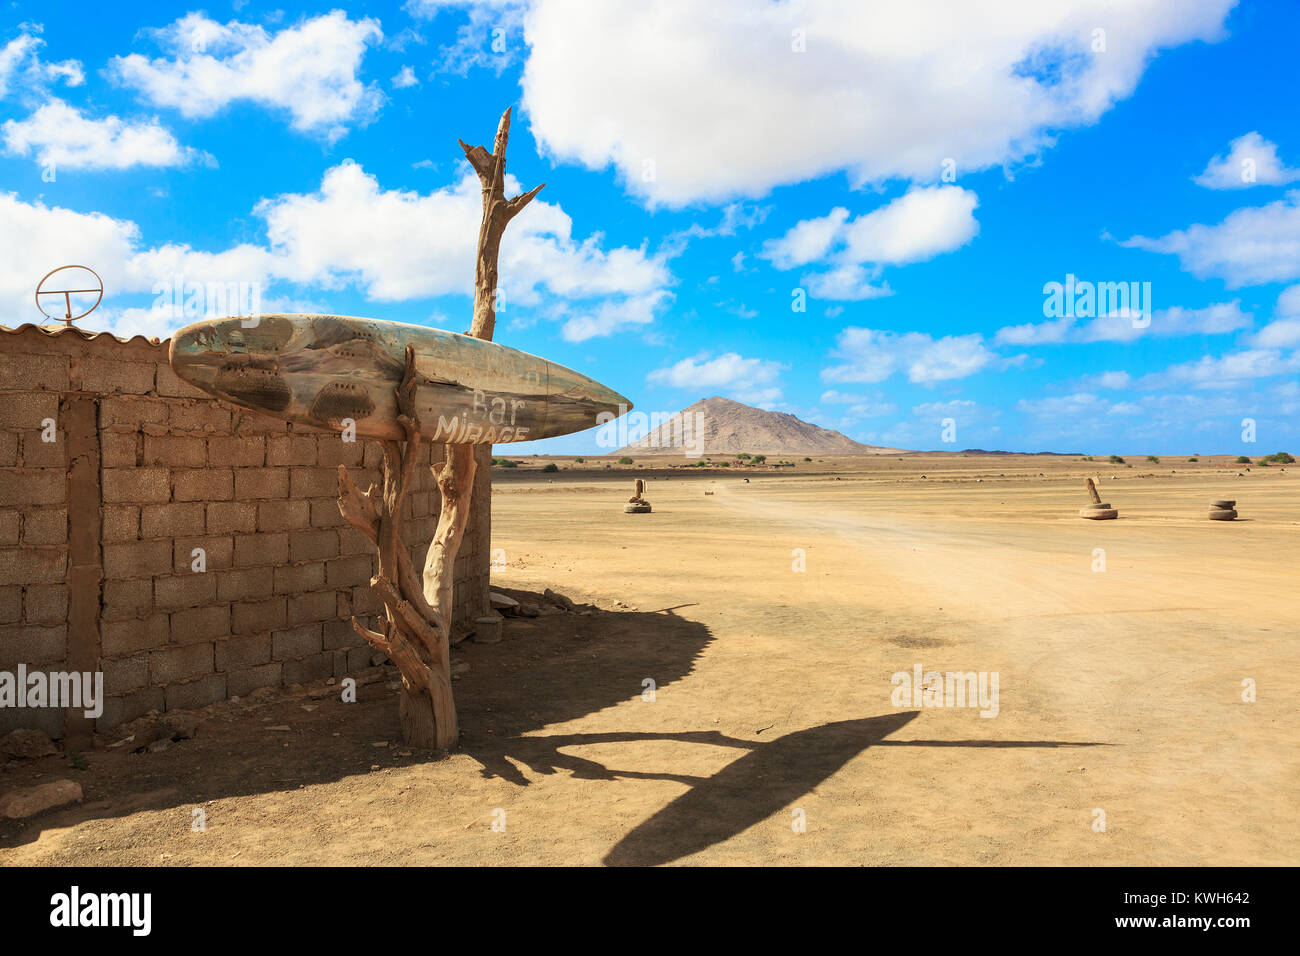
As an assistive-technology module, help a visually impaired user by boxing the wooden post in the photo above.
[1085,477,1102,504]
[336,107,542,750]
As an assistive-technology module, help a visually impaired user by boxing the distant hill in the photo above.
[959,449,1085,456]
[617,396,906,456]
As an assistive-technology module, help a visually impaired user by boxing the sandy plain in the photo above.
[1,453,1296,865]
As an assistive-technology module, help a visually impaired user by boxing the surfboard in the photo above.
[169,314,631,444]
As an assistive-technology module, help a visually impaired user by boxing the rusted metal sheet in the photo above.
[169,314,630,443]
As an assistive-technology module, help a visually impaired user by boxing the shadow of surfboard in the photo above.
[602,712,1109,866]
[603,712,918,866]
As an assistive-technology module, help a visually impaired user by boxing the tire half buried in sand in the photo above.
[1079,507,1118,519]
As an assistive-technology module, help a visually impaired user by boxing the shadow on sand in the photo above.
[1,595,1108,866]
[598,713,1107,866]
[0,595,716,850]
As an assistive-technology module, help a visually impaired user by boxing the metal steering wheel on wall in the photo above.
[35,265,104,328]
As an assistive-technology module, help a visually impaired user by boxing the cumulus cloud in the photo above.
[1017,392,1141,418]
[1014,387,1298,450]
[1247,283,1300,349]
[255,162,670,310]
[762,208,850,270]
[414,0,528,76]
[1135,349,1300,389]
[2,100,210,171]
[822,327,997,385]
[0,162,672,341]
[761,186,978,300]
[819,390,897,419]
[1121,190,1300,287]
[108,11,384,140]
[519,0,1234,206]
[554,290,671,342]
[868,398,1001,450]
[647,351,785,405]
[996,301,1251,344]
[0,24,84,98]
[1077,370,1134,390]
[1194,132,1300,189]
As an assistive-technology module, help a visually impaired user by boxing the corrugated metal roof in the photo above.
[0,322,167,347]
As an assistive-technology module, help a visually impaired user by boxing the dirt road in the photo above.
[2,456,1296,865]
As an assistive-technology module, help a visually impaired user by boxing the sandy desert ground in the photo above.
[1,453,1296,865]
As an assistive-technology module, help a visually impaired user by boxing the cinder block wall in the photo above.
[0,323,491,737]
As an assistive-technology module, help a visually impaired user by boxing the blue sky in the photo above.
[2,0,1298,455]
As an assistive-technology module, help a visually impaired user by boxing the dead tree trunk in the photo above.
[335,107,542,750]
[460,108,545,566]
[460,106,544,341]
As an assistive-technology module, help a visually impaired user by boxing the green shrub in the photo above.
[753,454,766,463]
[574,457,584,463]
[491,458,518,468]
[618,456,633,465]
[1187,457,1198,462]
[737,452,752,460]
[1146,455,1159,463]
[1262,451,1295,464]
[1236,456,1251,463]
[541,462,559,472]
[1108,454,1125,464]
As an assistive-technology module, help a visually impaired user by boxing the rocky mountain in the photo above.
[616,396,906,456]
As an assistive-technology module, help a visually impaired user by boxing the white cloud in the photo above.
[409,0,528,76]
[995,301,1251,344]
[0,162,671,341]
[869,398,1001,449]
[762,187,978,300]
[1194,132,1300,189]
[1077,370,1133,390]
[823,326,996,384]
[1013,388,1296,449]
[1121,190,1300,287]
[648,351,784,404]
[519,0,1234,206]
[1248,283,1300,349]
[1136,349,1300,389]
[556,290,669,342]
[392,65,419,88]
[762,207,849,270]
[804,266,892,301]
[0,191,143,316]
[820,390,896,418]
[995,315,1074,345]
[842,187,980,265]
[1250,321,1300,349]
[108,11,384,141]
[256,162,670,308]
[2,99,210,171]
[0,24,84,98]
[1017,392,1134,418]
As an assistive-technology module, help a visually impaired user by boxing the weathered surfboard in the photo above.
[169,314,631,443]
